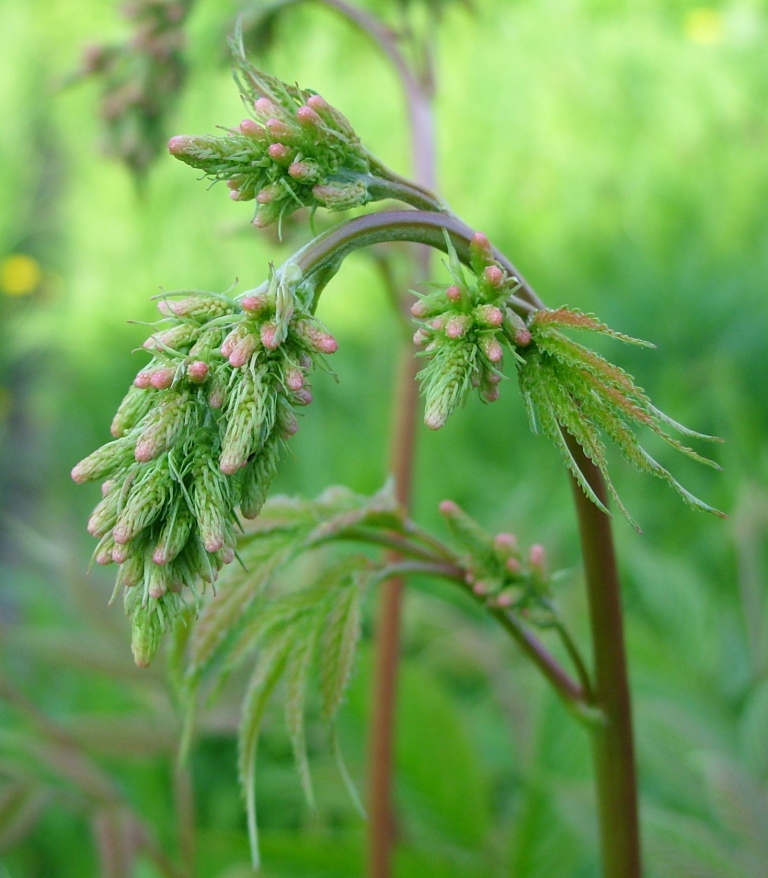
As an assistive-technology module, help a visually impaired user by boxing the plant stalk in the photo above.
[567,437,641,878]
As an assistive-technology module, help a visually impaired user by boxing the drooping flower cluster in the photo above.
[79,0,192,177]
[72,265,338,666]
[167,39,372,228]
[412,232,533,429]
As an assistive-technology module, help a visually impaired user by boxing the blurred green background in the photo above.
[1,0,766,875]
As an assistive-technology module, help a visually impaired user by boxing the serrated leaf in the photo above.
[237,638,293,871]
[283,626,320,813]
[319,574,364,723]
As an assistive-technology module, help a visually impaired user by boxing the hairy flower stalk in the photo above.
[73,266,337,665]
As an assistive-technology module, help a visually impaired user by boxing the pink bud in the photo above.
[484,265,504,287]
[496,593,514,607]
[148,580,166,599]
[494,532,518,553]
[410,300,429,318]
[219,458,241,476]
[294,388,313,406]
[260,322,280,350]
[241,293,268,312]
[471,232,491,253]
[284,368,305,391]
[208,386,225,409]
[506,557,522,575]
[280,413,299,436]
[412,328,429,345]
[445,285,462,303]
[229,189,249,201]
[239,118,266,138]
[306,94,330,112]
[153,546,169,565]
[95,545,114,566]
[228,334,258,367]
[476,304,504,327]
[266,118,294,141]
[445,315,469,339]
[257,184,282,204]
[515,328,533,347]
[112,524,132,545]
[268,142,291,161]
[483,386,500,403]
[529,544,547,569]
[101,479,116,497]
[134,371,153,388]
[438,499,459,517]
[254,97,280,117]
[482,337,504,363]
[186,360,209,383]
[150,368,175,389]
[296,105,322,126]
[429,316,446,331]
[288,161,317,182]
[134,439,156,462]
[167,135,193,156]
[220,330,238,358]
[112,544,130,564]
[473,581,490,596]
[204,535,224,553]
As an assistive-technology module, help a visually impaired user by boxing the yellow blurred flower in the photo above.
[1,253,42,297]
[685,8,724,45]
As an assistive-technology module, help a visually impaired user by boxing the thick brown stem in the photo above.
[567,438,641,878]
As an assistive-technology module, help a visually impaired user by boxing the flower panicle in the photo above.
[412,232,531,428]
[72,267,338,666]
[167,40,373,228]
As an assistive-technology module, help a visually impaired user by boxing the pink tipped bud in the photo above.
[284,368,305,392]
[280,412,300,436]
[186,360,209,383]
[254,97,280,117]
[241,293,268,313]
[112,524,132,545]
[296,105,322,126]
[445,314,472,339]
[496,593,514,607]
[506,557,522,575]
[219,458,241,476]
[101,479,116,497]
[529,543,547,571]
[515,328,533,347]
[268,142,291,162]
[294,388,313,406]
[220,329,238,358]
[148,580,166,599]
[257,183,282,205]
[152,546,169,565]
[95,545,114,566]
[445,284,462,303]
[306,94,330,112]
[483,265,504,288]
[134,371,153,389]
[472,581,490,596]
[203,535,224,553]
[229,188,249,201]
[288,161,318,182]
[266,118,295,141]
[239,118,266,138]
[483,386,501,403]
[471,232,492,254]
[208,387,225,409]
[481,336,504,363]
[476,304,504,327]
[429,316,446,331]
[112,544,130,564]
[150,368,175,389]
[228,335,258,368]
[259,322,280,350]
[438,499,460,517]
[494,532,518,554]
[167,135,193,156]
[412,328,429,345]
[410,299,429,318]
[134,439,156,463]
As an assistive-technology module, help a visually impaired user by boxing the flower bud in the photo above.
[296,105,323,127]
[288,160,320,183]
[445,284,462,304]
[474,304,504,328]
[150,368,176,389]
[267,142,292,163]
[483,265,504,289]
[134,371,153,389]
[254,97,281,118]
[479,335,504,363]
[186,360,209,383]
[256,183,284,205]
[445,314,472,340]
[469,232,494,274]
[239,119,268,140]
[292,319,338,354]
[284,367,305,392]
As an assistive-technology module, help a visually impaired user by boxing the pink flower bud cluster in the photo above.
[413,233,533,427]
[72,279,338,666]
[437,499,555,622]
[167,58,372,228]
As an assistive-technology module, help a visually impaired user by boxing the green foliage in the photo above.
[520,307,724,526]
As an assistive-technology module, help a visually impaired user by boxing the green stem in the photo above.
[291,209,545,313]
[567,437,641,878]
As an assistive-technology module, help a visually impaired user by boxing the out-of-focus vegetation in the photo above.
[1,0,766,875]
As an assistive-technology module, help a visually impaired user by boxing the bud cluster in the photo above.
[72,266,338,665]
[80,0,191,177]
[167,49,371,228]
[412,233,532,429]
[438,500,556,625]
